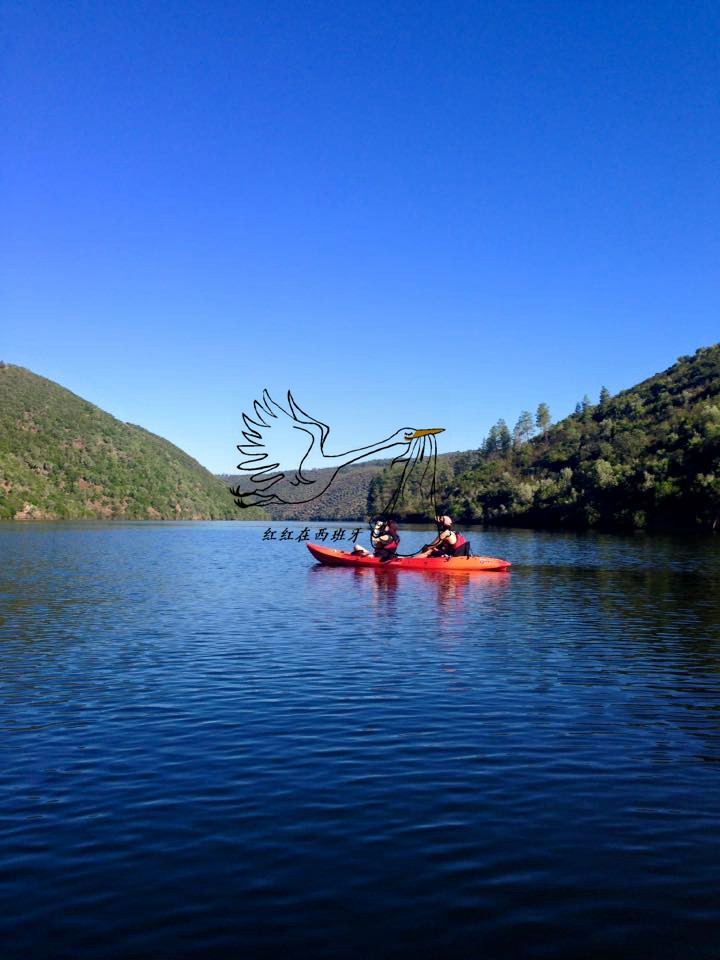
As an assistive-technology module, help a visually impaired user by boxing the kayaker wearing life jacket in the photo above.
[372,519,400,562]
[352,518,401,562]
[416,515,471,559]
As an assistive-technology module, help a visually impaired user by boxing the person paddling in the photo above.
[374,519,400,561]
[415,515,470,559]
[353,518,401,562]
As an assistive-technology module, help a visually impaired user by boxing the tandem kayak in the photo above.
[306,543,511,572]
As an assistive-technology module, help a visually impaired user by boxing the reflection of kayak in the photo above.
[306,543,511,572]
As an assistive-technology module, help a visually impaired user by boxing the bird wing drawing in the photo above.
[229,389,444,509]
[236,389,329,493]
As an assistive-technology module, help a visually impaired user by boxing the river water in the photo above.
[1,521,720,958]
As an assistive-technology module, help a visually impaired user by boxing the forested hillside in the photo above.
[0,364,265,520]
[220,462,383,521]
[369,345,720,530]
[222,449,478,522]
[8,344,714,528]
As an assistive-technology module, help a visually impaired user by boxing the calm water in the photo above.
[2,522,720,959]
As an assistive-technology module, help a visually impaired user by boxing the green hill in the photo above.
[222,449,478,523]
[228,345,719,531]
[220,462,384,522]
[11,345,715,528]
[0,363,264,521]
[438,344,720,530]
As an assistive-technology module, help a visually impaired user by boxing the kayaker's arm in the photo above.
[414,530,450,555]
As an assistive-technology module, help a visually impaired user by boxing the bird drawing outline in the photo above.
[229,389,444,510]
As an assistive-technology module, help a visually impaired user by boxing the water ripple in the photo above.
[1,522,720,958]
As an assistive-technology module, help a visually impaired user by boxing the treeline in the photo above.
[481,402,552,457]
[225,449,481,522]
[367,452,471,520]
[371,344,720,531]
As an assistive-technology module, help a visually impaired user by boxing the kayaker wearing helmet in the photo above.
[415,515,471,559]
[352,518,401,562]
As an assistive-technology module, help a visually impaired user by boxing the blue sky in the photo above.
[3,0,719,472]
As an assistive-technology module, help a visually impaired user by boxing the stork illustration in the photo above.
[230,390,444,509]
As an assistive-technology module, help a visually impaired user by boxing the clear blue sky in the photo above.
[3,0,719,472]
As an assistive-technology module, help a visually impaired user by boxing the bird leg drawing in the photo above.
[229,390,444,510]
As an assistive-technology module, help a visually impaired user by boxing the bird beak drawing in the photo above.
[404,428,445,441]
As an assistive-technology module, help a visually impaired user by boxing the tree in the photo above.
[535,402,551,433]
[599,386,611,406]
[497,419,512,455]
[483,420,513,458]
[482,424,499,456]
[581,394,592,414]
[513,410,534,446]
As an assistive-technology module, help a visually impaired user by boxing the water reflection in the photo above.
[307,562,511,611]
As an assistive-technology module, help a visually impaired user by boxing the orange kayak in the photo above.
[306,543,511,572]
